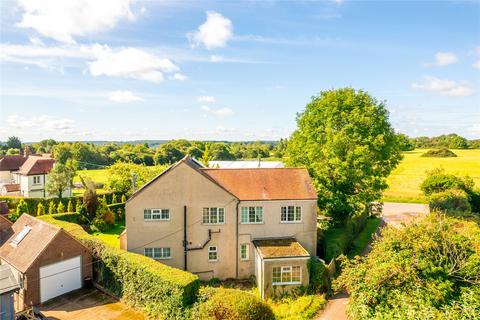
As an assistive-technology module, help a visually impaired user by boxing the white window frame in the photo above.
[32,175,41,185]
[144,208,170,221]
[272,266,302,285]
[208,246,218,262]
[202,207,225,225]
[280,206,302,223]
[240,243,249,261]
[144,247,171,259]
[240,206,264,224]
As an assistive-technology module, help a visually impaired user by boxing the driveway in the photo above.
[39,288,145,320]
[316,202,429,320]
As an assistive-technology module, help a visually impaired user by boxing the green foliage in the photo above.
[286,88,401,222]
[267,294,326,320]
[121,194,127,203]
[411,133,472,149]
[8,211,20,222]
[37,202,45,215]
[39,213,200,319]
[429,189,472,216]
[421,148,457,158]
[92,199,115,232]
[420,168,474,196]
[80,176,98,219]
[106,162,166,195]
[48,201,56,214]
[6,136,22,149]
[307,257,328,294]
[347,217,381,258]
[75,198,82,212]
[6,148,20,155]
[67,200,73,212]
[396,133,415,151]
[111,193,117,204]
[196,287,275,320]
[16,199,28,215]
[335,213,480,319]
[45,163,75,199]
[57,201,65,213]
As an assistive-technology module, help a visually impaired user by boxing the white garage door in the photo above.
[39,256,82,303]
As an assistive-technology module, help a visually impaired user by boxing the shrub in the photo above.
[268,294,326,320]
[37,202,45,215]
[111,194,117,204]
[196,288,275,320]
[307,257,328,294]
[335,213,480,319]
[48,201,56,215]
[92,200,115,232]
[38,213,200,319]
[67,200,74,213]
[121,194,127,203]
[421,148,457,158]
[8,211,20,222]
[75,198,83,213]
[16,199,28,215]
[420,168,474,196]
[57,201,65,213]
[0,196,81,216]
[429,189,472,215]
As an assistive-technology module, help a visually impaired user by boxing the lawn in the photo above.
[73,169,109,184]
[382,149,480,203]
[90,220,125,248]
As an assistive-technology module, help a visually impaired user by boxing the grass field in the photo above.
[73,169,109,184]
[383,149,480,203]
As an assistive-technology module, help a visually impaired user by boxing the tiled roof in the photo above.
[17,156,55,175]
[2,184,20,192]
[202,168,317,201]
[253,238,310,259]
[0,215,13,246]
[0,264,19,294]
[0,214,61,273]
[0,156,27,171]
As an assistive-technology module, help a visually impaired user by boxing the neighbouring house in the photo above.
[0,264,20,320]
[0,214,92,311]
[0,156,27,184]
[209,160,284,169]
[0,184,20,197]
[122,155,318,298]
[0,216,13,247]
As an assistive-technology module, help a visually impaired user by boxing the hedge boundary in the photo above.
[38,213,199,319]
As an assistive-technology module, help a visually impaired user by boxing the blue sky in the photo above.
[0,0,479,142]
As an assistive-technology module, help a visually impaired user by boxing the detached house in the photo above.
[123,156,318,298]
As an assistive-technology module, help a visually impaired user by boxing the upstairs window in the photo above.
[241,207,263,224]
[208,246,218,261]
[144,247,171,259]
[203,208,225,224]
[281,206,302,222]
[144,209,170,221]
[272,266,301,285]
[33,176,41,184]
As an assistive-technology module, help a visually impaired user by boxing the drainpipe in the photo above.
[183,205,187,271]
[235,200,239,278]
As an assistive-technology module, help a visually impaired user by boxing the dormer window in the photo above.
[11,226,31,246]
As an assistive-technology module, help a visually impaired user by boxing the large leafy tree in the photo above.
[107,162,166,195]
[45,163,75,199]
[286,88,401,222]
[6,136,22,149]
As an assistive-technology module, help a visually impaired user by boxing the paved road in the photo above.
[315,202,429,320]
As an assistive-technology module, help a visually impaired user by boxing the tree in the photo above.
[286,88,401,222]
[57,201,65,213]
[121,194,127,203]
[6,148,20,155]
[6,136,22,149]
[37,202,46,215]
[16,199,28,216]
[420,168,474,196]
[67,200,73,212]
[48,201,56,215]
[395,133,414,151]
[200,143,214,166]
[52,143,72,164]
[79,176,98,219]
[111,194,117,204]
[75,199,83,213]
[107,162,166,195]
[45,163,74,199]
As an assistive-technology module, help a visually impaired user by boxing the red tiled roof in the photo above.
[0,156,27,171]
[17,156,55,175]
[202,168,317,201]
[2,184,20,192]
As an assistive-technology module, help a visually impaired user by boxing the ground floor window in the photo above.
[240,243,249,260]
[272,266,301,285]
[208,246,218,261]
[144,247,171,259]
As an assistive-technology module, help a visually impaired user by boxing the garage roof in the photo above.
[253,238,310,259]
[0,214,69,273]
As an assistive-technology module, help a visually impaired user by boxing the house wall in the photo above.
[0,171,12,183]
[19,174,71,198]
[126,162,238,280]
[125,162,317,282]
[21,231,92,309]
[261,258,309,299]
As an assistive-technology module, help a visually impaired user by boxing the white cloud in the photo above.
[88,46,178,82]
[6,114,75,131]
[107,90,143,103]
[198,96,216,103]
[425,52,458,67]
[201,105,234,116]
[172,73,188,81]
[411,76,474,97]
[188,11,233,50]
[16,0,135,43]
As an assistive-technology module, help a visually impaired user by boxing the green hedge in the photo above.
[107,202,125,219]
[38,213,199,319]
[0,196,82,215]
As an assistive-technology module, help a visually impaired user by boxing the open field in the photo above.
[382,149,480,203]
[73,169,109,184]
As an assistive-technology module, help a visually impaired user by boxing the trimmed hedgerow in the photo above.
[38,213,199,319]
[195,287,274,320]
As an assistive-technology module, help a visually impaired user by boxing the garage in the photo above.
[40,256,82,303]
